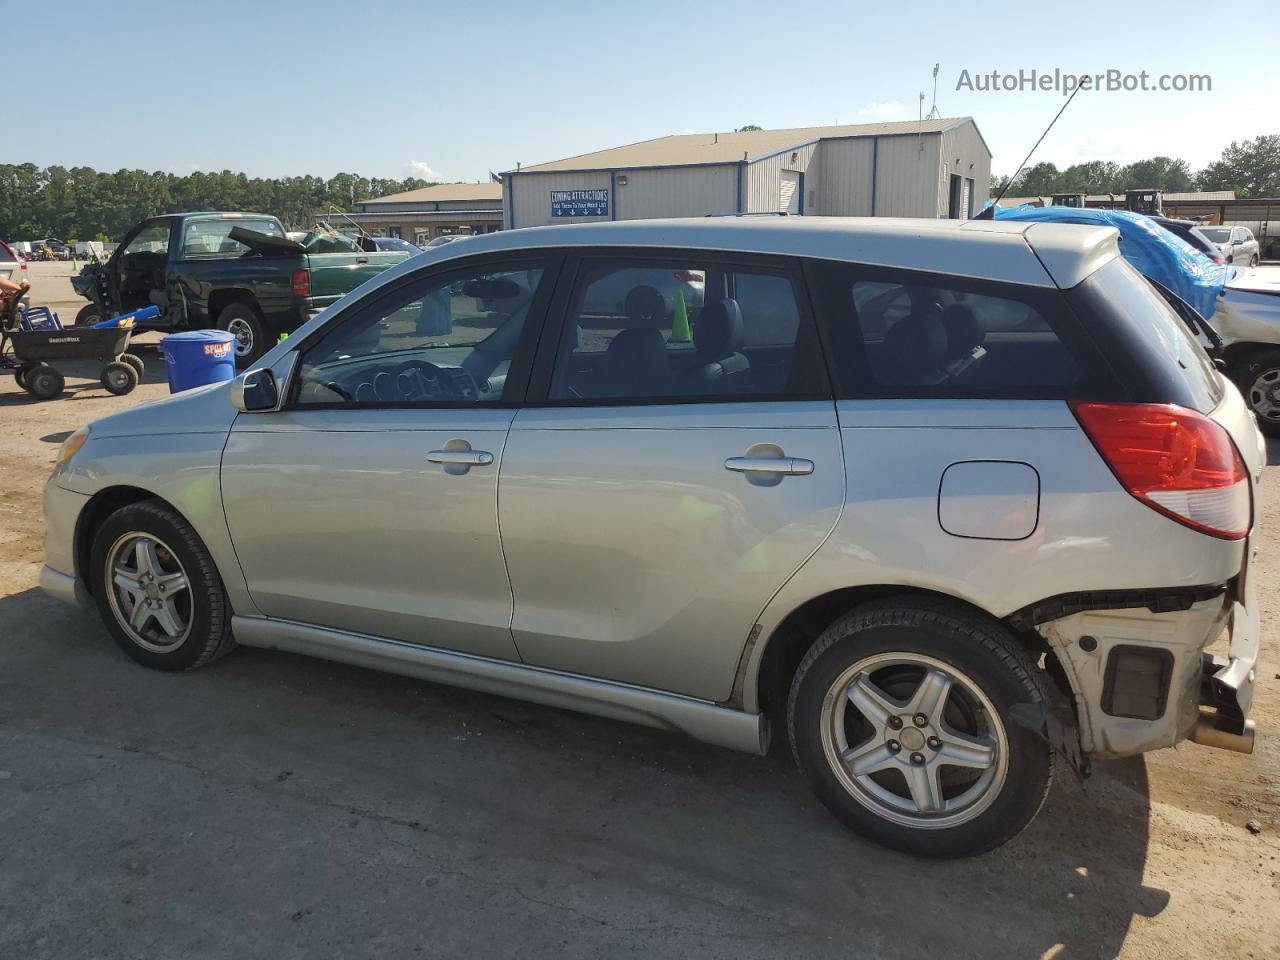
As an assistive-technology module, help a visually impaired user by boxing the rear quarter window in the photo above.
[807,259,1117,399]
[1069,258,1223,413]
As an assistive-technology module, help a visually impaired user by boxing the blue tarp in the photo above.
[992,205,1231,320]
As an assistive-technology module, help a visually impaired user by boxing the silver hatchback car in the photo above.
[41,217,1264,858]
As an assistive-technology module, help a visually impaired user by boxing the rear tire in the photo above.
[24,363,65,400]
[101,360,139,396]
[1230,347,1280,437]
[89,500,235,671]
[216,301,268,369]
[74,303,104,327]
[788,598,1054,858]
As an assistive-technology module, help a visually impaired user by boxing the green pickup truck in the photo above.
[71,212,408,366]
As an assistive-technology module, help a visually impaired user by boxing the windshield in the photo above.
[182,218,284,258]
[1199,227,1230,243]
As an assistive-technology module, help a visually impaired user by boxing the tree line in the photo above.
[990,135,1280,200]
[0,166,436,242]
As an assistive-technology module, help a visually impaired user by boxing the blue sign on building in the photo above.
[551,189,609,218]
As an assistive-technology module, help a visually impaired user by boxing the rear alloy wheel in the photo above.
[1234,348,1280,437]
[90,500,235,671]
[789,599,1053,858]
[217,302,268,369]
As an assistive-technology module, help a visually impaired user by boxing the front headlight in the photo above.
[53,426,90,473]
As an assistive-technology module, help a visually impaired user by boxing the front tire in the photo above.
[74,303,104,327]
[216,301,268,369]
[788,599,1053,858]
[90,500,235,671]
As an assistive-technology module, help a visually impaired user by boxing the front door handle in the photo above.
[724,456,814,476]
[427,449,494,467]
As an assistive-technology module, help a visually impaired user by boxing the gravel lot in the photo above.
[2,261,1278,959]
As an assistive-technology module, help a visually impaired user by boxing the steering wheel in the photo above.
[390,358,444,400]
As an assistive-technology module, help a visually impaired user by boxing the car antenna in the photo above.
[976,83,1083,219]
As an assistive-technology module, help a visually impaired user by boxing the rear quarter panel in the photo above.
[739,399,1246,712]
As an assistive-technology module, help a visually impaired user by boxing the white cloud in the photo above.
[407,160,438,179]
[857,100,906,119]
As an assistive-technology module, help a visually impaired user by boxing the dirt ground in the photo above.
[1,261,1278,959]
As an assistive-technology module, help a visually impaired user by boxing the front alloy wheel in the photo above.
[105,532,193,652]
[90,499,236,671]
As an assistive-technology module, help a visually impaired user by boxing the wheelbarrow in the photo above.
[2,299,151,400]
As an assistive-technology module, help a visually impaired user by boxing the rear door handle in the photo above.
[356,257,369,264]
[427,449,494,466]
[724,456,814,476]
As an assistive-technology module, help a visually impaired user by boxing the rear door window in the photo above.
[545,256,825,402]
[808,260,1103,397]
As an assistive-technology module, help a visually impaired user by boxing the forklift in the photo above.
[1124,189,1164,215]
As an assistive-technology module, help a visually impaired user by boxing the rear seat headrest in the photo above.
[694,298,744,359]
[879,306,948,384]
[940,303,982,362]
[623,285,667,327]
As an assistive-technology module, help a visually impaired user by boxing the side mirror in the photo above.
[231,368,278,412]
[230,351,298,413]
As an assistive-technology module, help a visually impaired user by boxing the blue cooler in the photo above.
[161,330,237,393]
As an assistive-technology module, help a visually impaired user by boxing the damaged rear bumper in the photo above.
[1025,576,1259,760]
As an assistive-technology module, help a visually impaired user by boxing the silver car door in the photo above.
[221,255,556,661]
[498,253,843,702]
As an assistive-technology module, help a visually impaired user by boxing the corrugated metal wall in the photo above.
[744,143,817,212]
[936,122,991,216]
[502,121,991,227]
[807,139,875,216]
[616,166,738,219]
[505,171,611,229]
[873,135,943,217]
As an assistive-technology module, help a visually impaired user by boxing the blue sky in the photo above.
[22,0,1279,181]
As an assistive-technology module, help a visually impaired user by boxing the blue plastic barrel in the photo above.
[161,330,237,393]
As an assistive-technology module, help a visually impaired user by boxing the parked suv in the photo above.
[41,217,1263,858]
[1201,225,1261,266]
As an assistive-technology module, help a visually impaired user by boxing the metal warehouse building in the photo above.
[341,183,505,243]
[502,118,990,228]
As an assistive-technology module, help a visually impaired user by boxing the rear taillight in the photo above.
[291,268,311,298]
[1072,402,1250,539]
[673,270,704,283]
